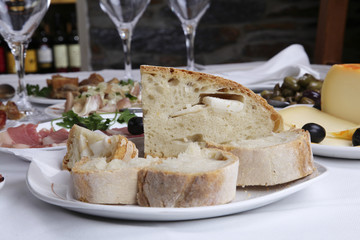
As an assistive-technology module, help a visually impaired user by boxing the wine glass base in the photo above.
[9,95,50,123]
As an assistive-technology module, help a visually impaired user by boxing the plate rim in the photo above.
[26,161,328,221]
[28,96,66,105]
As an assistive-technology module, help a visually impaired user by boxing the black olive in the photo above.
[302,89,321,102]
[352,128,360,146]
[302,123,326,143]
[127,117,144,135]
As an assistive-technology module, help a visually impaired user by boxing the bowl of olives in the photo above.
[260,74,323,109]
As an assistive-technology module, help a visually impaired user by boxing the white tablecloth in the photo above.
[1,63,360,240]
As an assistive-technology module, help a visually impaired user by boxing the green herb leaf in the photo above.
[56,110,115,131]
[117,109,136,124]
[119,79,134,86]
[26,84,51,98]
[125,93,137,101]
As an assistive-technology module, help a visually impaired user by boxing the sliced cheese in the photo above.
[278,106,360,146]
[278,106,358,132]
[321,64,360,124]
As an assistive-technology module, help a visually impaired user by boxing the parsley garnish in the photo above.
[56,110,116,131]
[119,79,134,86]
[26,84,51,98]
[125,93,137,101]
[117,109,136,124]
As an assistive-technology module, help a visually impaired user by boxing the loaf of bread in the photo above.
[62,125,138,170]
[206,129,315,186]
[140,65,284,158]
[71,138,239,206]
[137,143,239,207]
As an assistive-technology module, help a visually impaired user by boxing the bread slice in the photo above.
[137,143,239,207]
[206,129,315,186]
[71,142,239,206]
[72,156,159,205]
[62,125,138,170]
[140,65,283,158]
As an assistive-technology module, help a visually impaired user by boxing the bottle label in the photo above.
[53,44,69,68]
[68,44,81,68]
[37,45,53,63]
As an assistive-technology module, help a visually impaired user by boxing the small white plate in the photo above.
[311,144,360,159]
[26,153,328,221]
[29,96,66,105]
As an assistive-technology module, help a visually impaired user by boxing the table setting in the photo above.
[1,0,360,240]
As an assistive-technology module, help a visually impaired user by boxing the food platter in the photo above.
[26,150,328,221]
[28,96,66,105]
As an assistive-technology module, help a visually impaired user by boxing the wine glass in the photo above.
[168,0,210,71]
[100,0,150,80]
[0,0,50,119]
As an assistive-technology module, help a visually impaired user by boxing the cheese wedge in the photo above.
[278,106,359,146]
[321,64,360,124]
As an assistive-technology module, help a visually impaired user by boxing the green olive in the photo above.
[271,96,286,102]
[298,74,317,88]
[307,80,323,91]
[299,97,315,104]
[283,76,301,91]
[260,90,273,99]
[272,84,281,97]
[294,91,303,102]
[281,88,294,97]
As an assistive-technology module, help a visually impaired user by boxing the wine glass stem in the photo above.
[119,28,133,80]
[182,23,197,71]
[10,42,32,112]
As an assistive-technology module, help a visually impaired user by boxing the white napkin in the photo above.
[215,44,319,89]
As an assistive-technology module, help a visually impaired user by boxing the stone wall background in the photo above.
[87,0,360,70]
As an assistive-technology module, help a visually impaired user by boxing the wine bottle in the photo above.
[0,36,6,74]
[67,12,81,72]
[53,13,69,72]
[37,23,54,73]
[25,38,38,73]
[6,48,15,74]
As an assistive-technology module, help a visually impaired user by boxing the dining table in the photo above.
[1,62,360,240]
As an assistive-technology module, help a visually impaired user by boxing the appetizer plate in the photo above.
[0,113,131,161]
[29,96,66,105]
[26,152,328,221]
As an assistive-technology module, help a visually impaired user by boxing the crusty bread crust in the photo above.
[137,148,239,207]
[140,65,283,158]
[72,157,142,204]
[206,129,315,186]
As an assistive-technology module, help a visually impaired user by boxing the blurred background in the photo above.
[1,0,359,74]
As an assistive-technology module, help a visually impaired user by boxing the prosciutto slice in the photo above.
[42,128,69,146]
[0,124,69,148]
[7,124,42,146]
